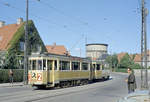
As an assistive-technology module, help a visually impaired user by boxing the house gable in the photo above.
[1,20,47,69]
[0,23,23,51]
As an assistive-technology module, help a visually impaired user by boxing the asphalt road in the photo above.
[0,73,139,102]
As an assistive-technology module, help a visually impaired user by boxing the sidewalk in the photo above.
[118,90,150,102]
[0,82,24,87]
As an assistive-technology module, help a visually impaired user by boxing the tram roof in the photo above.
[29,52,91,62]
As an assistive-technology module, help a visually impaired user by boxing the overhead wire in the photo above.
[0,1,61,26]
[34,0,91,53]
[0,0,87,51]
[34,0,100,36]
[68,34,85,53]
[34,0,105,52]
[34,0,89,26]
[0,0,88,36]
[0,0,105,56]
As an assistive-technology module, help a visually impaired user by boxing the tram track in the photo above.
[0,78,114,102]
[26,79,116,102]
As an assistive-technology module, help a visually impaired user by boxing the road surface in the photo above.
[0,73,141,102]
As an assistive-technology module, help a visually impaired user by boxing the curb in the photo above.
[0,82,24,87]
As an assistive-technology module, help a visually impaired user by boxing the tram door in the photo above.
[93,64,96,79]
[90,64,94,80]
[47,60,53,85]
[90,64,95,80]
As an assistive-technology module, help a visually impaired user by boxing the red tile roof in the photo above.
[117,50,150,63]
[46,44,70,55]
[0,23,23,51]
[117,52,127,62]
[134,54,141,62]
[134,50,150,62]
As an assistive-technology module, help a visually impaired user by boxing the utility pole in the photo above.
[85,34,87,57]
[24,0,29,85]
[141,0,148,89]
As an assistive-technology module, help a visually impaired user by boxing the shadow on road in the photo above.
[32,77,113,91]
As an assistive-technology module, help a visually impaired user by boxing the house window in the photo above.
[20,42,24,51]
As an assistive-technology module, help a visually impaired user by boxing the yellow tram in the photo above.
[28,53,110,88]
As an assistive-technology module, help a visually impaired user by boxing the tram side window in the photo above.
[90,64,93,71]
[82,63,88,70]
[60,61,70,70]
[32,60,36,70]
[102,65,104,70]
[43,60,46,70]
[55,60,57,70]
[47,60,52,70]
[96,64,100,70]
[72,62,80,70]
[93,64,96,70]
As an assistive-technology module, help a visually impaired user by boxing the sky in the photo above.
[0,0,150,57]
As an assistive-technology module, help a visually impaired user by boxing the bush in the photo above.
[0,69,24,83]
[115,68,127,73]
[128,64,141,69]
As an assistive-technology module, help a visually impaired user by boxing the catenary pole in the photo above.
[141,0,148,90]
[24,0,29,85]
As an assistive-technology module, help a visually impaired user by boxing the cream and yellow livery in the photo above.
[28,53,110,88]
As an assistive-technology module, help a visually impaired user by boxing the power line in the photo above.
[0,0,86,35]
[0,0,90,53]
[34,0,89,26]
[34,0,101,36]
[0,1,67,27]
[68,34,85,53]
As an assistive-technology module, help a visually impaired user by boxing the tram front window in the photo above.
[38,60,42,70]
[32,60,36,70]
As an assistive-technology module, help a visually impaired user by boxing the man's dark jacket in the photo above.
[128,73,137,92]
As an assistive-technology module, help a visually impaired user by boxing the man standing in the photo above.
[9,69,13,86]
[126,68,137,93]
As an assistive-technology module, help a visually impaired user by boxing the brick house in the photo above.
[117,51,150,68]
[46,43,70,55]
[134,51,150,67]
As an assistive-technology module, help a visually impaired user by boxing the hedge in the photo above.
[115,68,127,73]
[0,69,24,83]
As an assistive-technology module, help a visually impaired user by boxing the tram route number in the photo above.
[37,73,42,81]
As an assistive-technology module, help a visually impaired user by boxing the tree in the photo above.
[112,54,118,68]
[119,53,134,68]
[106,54,118,70]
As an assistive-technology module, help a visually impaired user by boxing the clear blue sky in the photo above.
[0,0,150,57]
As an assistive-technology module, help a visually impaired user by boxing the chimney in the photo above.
[0,21,5,27]
[17,18,23,25]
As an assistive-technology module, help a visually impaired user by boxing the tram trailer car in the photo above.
[28,53,110,88]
